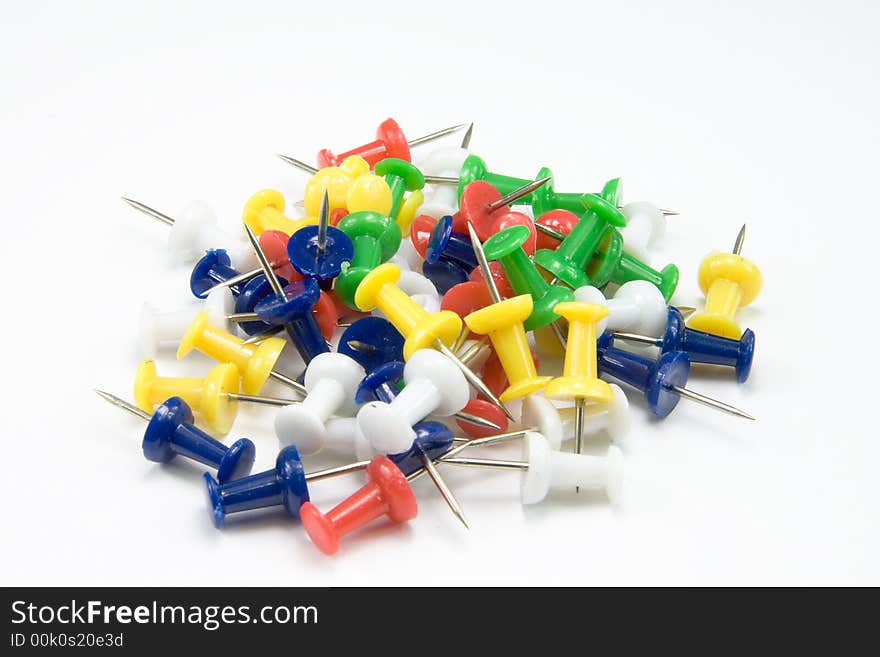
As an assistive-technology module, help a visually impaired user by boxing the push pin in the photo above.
[337,316,405,372]
[357,349,470,455]
[139,287,233,358]
[121,197,255,268]
[545,302,614,470]
[688,225,762,339]
[355,360,502,433]
[176,310,299,396]
[463,223,552,401]
[619,201,667,261]
[531,182,627,289]
[573,280,670,337]
[421,258,470,296]
[334,210,402,309]
[285,190,354,283]
[229,274,290,337]
[193,230,302,298]
[374,158,426,227]
[417,145,471,219]
[316,118,469,168]
[243,222,331,365]
[133,360,241,434]
[455,178,547,246]
[274,352,366,454]
[232,286,338,342]
[611,307,755,382]
[411,214,478,270]
[243,189,316,237]
[468,260,515,297]
[534,209,578,251]
[454,154,543,203]
[299,455,418,556]
[354,262,513,421]
[95,391,256,483]
[596,333,755,419]
[482,225,574,331]
[521,387,630,448]
[277,153,394,217]
[439,432,624,506]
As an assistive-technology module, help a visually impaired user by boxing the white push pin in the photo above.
[574,280,668,337]
[121,198,257,269]
[619,202,666,262]
[323,417,374,460]
[274,352,365,454]
[416,147,470,219]
[519,395,566,450]
[139,288,234,358]
[357,349,469,455]
[441,432,624,506]
[557,384,631,445]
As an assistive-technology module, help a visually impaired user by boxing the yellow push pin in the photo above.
[395,189,425,234]
[463,222,552,402]
[688,224,762,339]
[356,262,515,421]
[355,263,461,361]
[243,189,317,236]
[134,360,240,434]
[177,310,294,396]
[278,153,394,217]
[545,301,614,480]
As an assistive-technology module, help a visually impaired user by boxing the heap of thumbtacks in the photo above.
[98,119,761,556]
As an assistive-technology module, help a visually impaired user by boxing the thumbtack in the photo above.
[545,303,614,478]
[619,201,667,261]
[243,222,331,365]
[356,349,471,455]
[418,147,470,219]
[573,280,669,337]
[193,230,301,298]
[374,158,426,226]
[688,224,762,339]
[334,210,402,309]
[133,360,241,434]
[243,189,316,237]
[285,190,354,283]
[139,287,233,358]
[411,214,478,271]
[482,225,574,331]
[456,179,544,247]
[355,262,514,421]
[534,209,578,251]
[299,455,418,556]
[337,316,405,372]
[597,333,755,420]
[96,391,255,483]
[229,274,290,337]
[176,310,303,396]
[611,307,756,382]
[463,222,552,401]
[121,197,254,268]
[531,180,627,289]
[439,432,625,506]
[316,118,469,168]
[274,352,366,455]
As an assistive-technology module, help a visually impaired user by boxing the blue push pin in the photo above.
[338,316,405,373]
[203,426,457,529]
[426,215,479,270]
[422,258,470,295]
[95,391,256,483]
[611,307,756,383]
[596,334,755,420]
[252,277,329,365]
[286,190,354,288]
[232,274,290,336]
[355,360,404,405]
[190,249,245,299]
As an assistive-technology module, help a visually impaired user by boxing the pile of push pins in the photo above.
[97,118,761,556]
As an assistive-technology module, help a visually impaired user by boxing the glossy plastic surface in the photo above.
[253,278,329,365]
[661,307,755,382]
[317,117,411,168]
[286,224,354,281]
[337,317,405,372]
[190,249,241,299]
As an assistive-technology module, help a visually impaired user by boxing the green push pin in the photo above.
[482,225,574,331]
[456,154,540,204]
[586,225,680,301]
[374,158,425,220]
[529,166,591,216]
[532,179,626,289]
[335,211,402,309]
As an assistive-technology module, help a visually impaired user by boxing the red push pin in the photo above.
[316,119,469,169]
[299,455,417,555]
[534,209,579,251]
[453,177,549,248]
[468,261,514,298]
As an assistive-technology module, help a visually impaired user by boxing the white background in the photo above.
[1,0,878,586]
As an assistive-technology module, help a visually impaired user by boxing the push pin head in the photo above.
[334,211,402,309]
[243,189,313,237]
[191,250,239,298]
[317,118,411,169]
[338,317,405,372]
[286,208,354,282]
[303,155,371,217]
[233,274,291,336]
